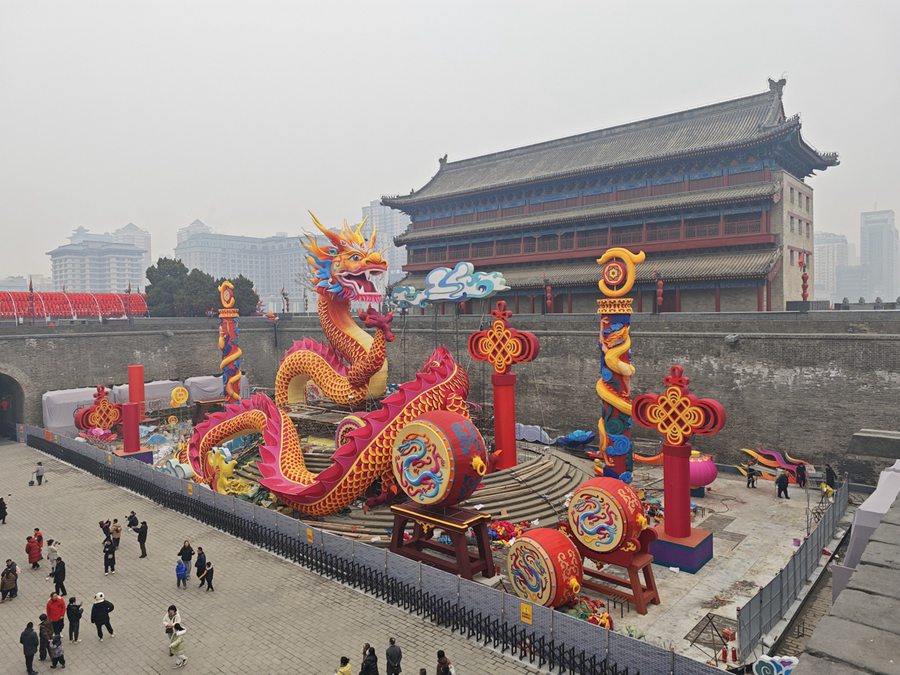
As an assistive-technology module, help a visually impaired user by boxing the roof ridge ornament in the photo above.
[768,77,787,95]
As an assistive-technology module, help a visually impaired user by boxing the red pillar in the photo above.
[757,286,764,312]
[492,373,517,470]
[122,402,140,454]
[714,286,721,312]
[128,364,145,411]
[662,443,692,538]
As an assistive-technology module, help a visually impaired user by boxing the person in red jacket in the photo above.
[46,591,67,635]
[25,536,42,569]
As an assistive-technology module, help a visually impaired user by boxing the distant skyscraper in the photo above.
[0,275,53,292]
[47,231,146,293]
[363,200,410,285]
[860,210,898,300]
[813,232,849,302]
[174,222,306,312]
[111,223,152,281]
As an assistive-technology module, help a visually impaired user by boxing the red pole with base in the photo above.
[662,443,693,538]
[492,373,518,471]
[467,301,539,471]
[128,365,145,413]
[122,402,140,454]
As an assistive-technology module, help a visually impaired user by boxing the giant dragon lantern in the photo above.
[595,248,646,483]
[275,213,394,407]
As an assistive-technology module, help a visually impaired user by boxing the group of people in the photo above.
[339,640,455,675]
[175,540,214,591]
[745,460,838,499]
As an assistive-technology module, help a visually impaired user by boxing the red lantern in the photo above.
[544,284,553,313]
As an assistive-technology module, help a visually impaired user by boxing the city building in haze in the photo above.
[860,210,898,301]
[173,221,306,312]
[0,275,53,292]
[813,232,849,303]
[45,224,152,293]
[387,79,837,313]
[361,200,410,285]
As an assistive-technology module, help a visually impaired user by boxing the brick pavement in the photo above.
[0,440,538,674]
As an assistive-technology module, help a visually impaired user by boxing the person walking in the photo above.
[775,470,790,500]
[53,557,67,596]
[35,462,45,486]
[193,547,206,580]
[436,650,453,675]
[163,605,182,639]
[49,634,66,670]
[1,558,17,602]
[197,562,214,591]
[168,624,188,669]
[26,535,42,569]
[39,613,53,661]
[796,463,807,489]
[45,540,60,577]
[177,541,194,580]
[386,637,402,675]
[20,621,39,675]
[90,592,115,641]
[0,496,7,524]
[103,538,116,575]
[360,646,379,675]
[825,463,837,490]
[47,592,67,635]
[66,597,83,642]
[336,656,352,675]
[110,520,122,549]
[98,521,111,540]
[134,521,148,558]
[175,559,188,589]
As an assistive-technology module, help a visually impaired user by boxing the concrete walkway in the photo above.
[0,440,536,674]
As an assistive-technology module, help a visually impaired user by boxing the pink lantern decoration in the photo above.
[689,452,718,488]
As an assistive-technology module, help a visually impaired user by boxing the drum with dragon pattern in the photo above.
[566,477,645,554]
[391,410,488,506]
[507,528,583,607]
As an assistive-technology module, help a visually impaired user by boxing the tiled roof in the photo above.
[399,248,781,290]
[384,81,836,207]
[395,182,779,244]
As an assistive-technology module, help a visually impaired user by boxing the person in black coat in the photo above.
[385,637,402,675]
[360,646,379,675]
[20,621,39,675]
[0,496,7,524]
[134,521,148,558]
[825,464,837,490]
[198,562,214,591]
[194,546,206,579]
[177,541,195,580]
[775,471,790,499]
[126,511,138,529]
[90,592,115,640]
[53,556,67,596]
[67,596,83,642]
[103,538,116,575]
[795,463,807,489]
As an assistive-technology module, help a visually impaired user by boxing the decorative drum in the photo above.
[689,452,718,488]
[567,477,645,554]
[392,410,488,506]
[507,528,583,607]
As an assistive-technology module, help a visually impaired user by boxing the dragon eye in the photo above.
[349,254,361,262]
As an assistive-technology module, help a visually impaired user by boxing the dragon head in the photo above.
[303,212,387,303]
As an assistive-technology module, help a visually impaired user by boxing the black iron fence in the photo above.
[23,425,723,675]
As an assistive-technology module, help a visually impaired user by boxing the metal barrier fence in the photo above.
[735,479,850,661]
[23,425,723,675]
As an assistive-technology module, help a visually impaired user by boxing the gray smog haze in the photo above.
[1,1,898,279]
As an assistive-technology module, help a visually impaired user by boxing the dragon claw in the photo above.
[359,307,396,341]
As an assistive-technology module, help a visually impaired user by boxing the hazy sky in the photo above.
[1,1,898,278]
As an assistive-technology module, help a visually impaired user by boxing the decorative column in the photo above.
[595,248,645,483]
[218,281,242,402]
[632,365,726,572]
[467,300,539,470]
[128,365,146,413]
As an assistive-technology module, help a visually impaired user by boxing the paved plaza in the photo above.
[0,440,538,674]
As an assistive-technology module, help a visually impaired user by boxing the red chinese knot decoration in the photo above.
[467,301,539,375]
[74,385,123,431]
[632,366,726,443]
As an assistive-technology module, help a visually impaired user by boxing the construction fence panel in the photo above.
[420,563,459,603]
[385,552,420,585]
[674,652,723,675]
[354,542,387,573]
[233,498,256,523]
[321,531,354,560]
[459,578,503,621]
[254,506,277,531]
[553,612,607,662]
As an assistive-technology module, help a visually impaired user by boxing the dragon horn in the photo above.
[308,211,342,247]
[367,220,378,249]
[356,215,368,239]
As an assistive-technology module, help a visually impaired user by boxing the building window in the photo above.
[646,221,681,242]
[790,187,795,204]
[523,238,536,253]
[790,216,794,233]
[610,226,642,245]
[496,239,521,256]
[790,250,795,266]
[805,195,810,212]
[577,229,605,248]
[537,235,559,252]
[471,241,494,258]
[806,222,811,238]
[560,232,575,250]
